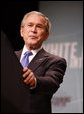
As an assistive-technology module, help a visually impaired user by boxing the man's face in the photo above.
[21,14,49,50]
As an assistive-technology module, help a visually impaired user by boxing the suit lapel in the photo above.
[15,49,22,60]
[28,48,48,72]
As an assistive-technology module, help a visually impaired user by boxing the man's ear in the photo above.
[45,32,49,41]
[20,27,23,37]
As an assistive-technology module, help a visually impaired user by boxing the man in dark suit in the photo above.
[15,11,67,113]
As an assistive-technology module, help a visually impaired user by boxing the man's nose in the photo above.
[31,26,37,33]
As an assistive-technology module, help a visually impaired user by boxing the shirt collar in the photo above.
[23,45,42,55]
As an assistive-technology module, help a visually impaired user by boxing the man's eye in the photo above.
[37,25,42,28]
[28,24,32,27]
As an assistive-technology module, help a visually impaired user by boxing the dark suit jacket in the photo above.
[15,48,67,113]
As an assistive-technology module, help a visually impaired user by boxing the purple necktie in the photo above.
[20,51,33,68]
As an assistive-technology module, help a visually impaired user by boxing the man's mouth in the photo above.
[29,35,37,39]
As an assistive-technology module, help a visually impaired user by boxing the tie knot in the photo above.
[25,51,33,56]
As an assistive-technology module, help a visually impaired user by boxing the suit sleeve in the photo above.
[32,57,67,95]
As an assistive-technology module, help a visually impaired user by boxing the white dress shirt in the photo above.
[20,45,42,63]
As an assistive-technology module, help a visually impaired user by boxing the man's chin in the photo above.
[28,43,38,50]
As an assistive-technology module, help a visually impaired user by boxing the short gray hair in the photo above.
[21,11,51,33]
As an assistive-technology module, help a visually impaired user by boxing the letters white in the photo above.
[43,42,83,69]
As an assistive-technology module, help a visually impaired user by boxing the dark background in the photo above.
[1,0,39,51]
[1,1,39,112]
